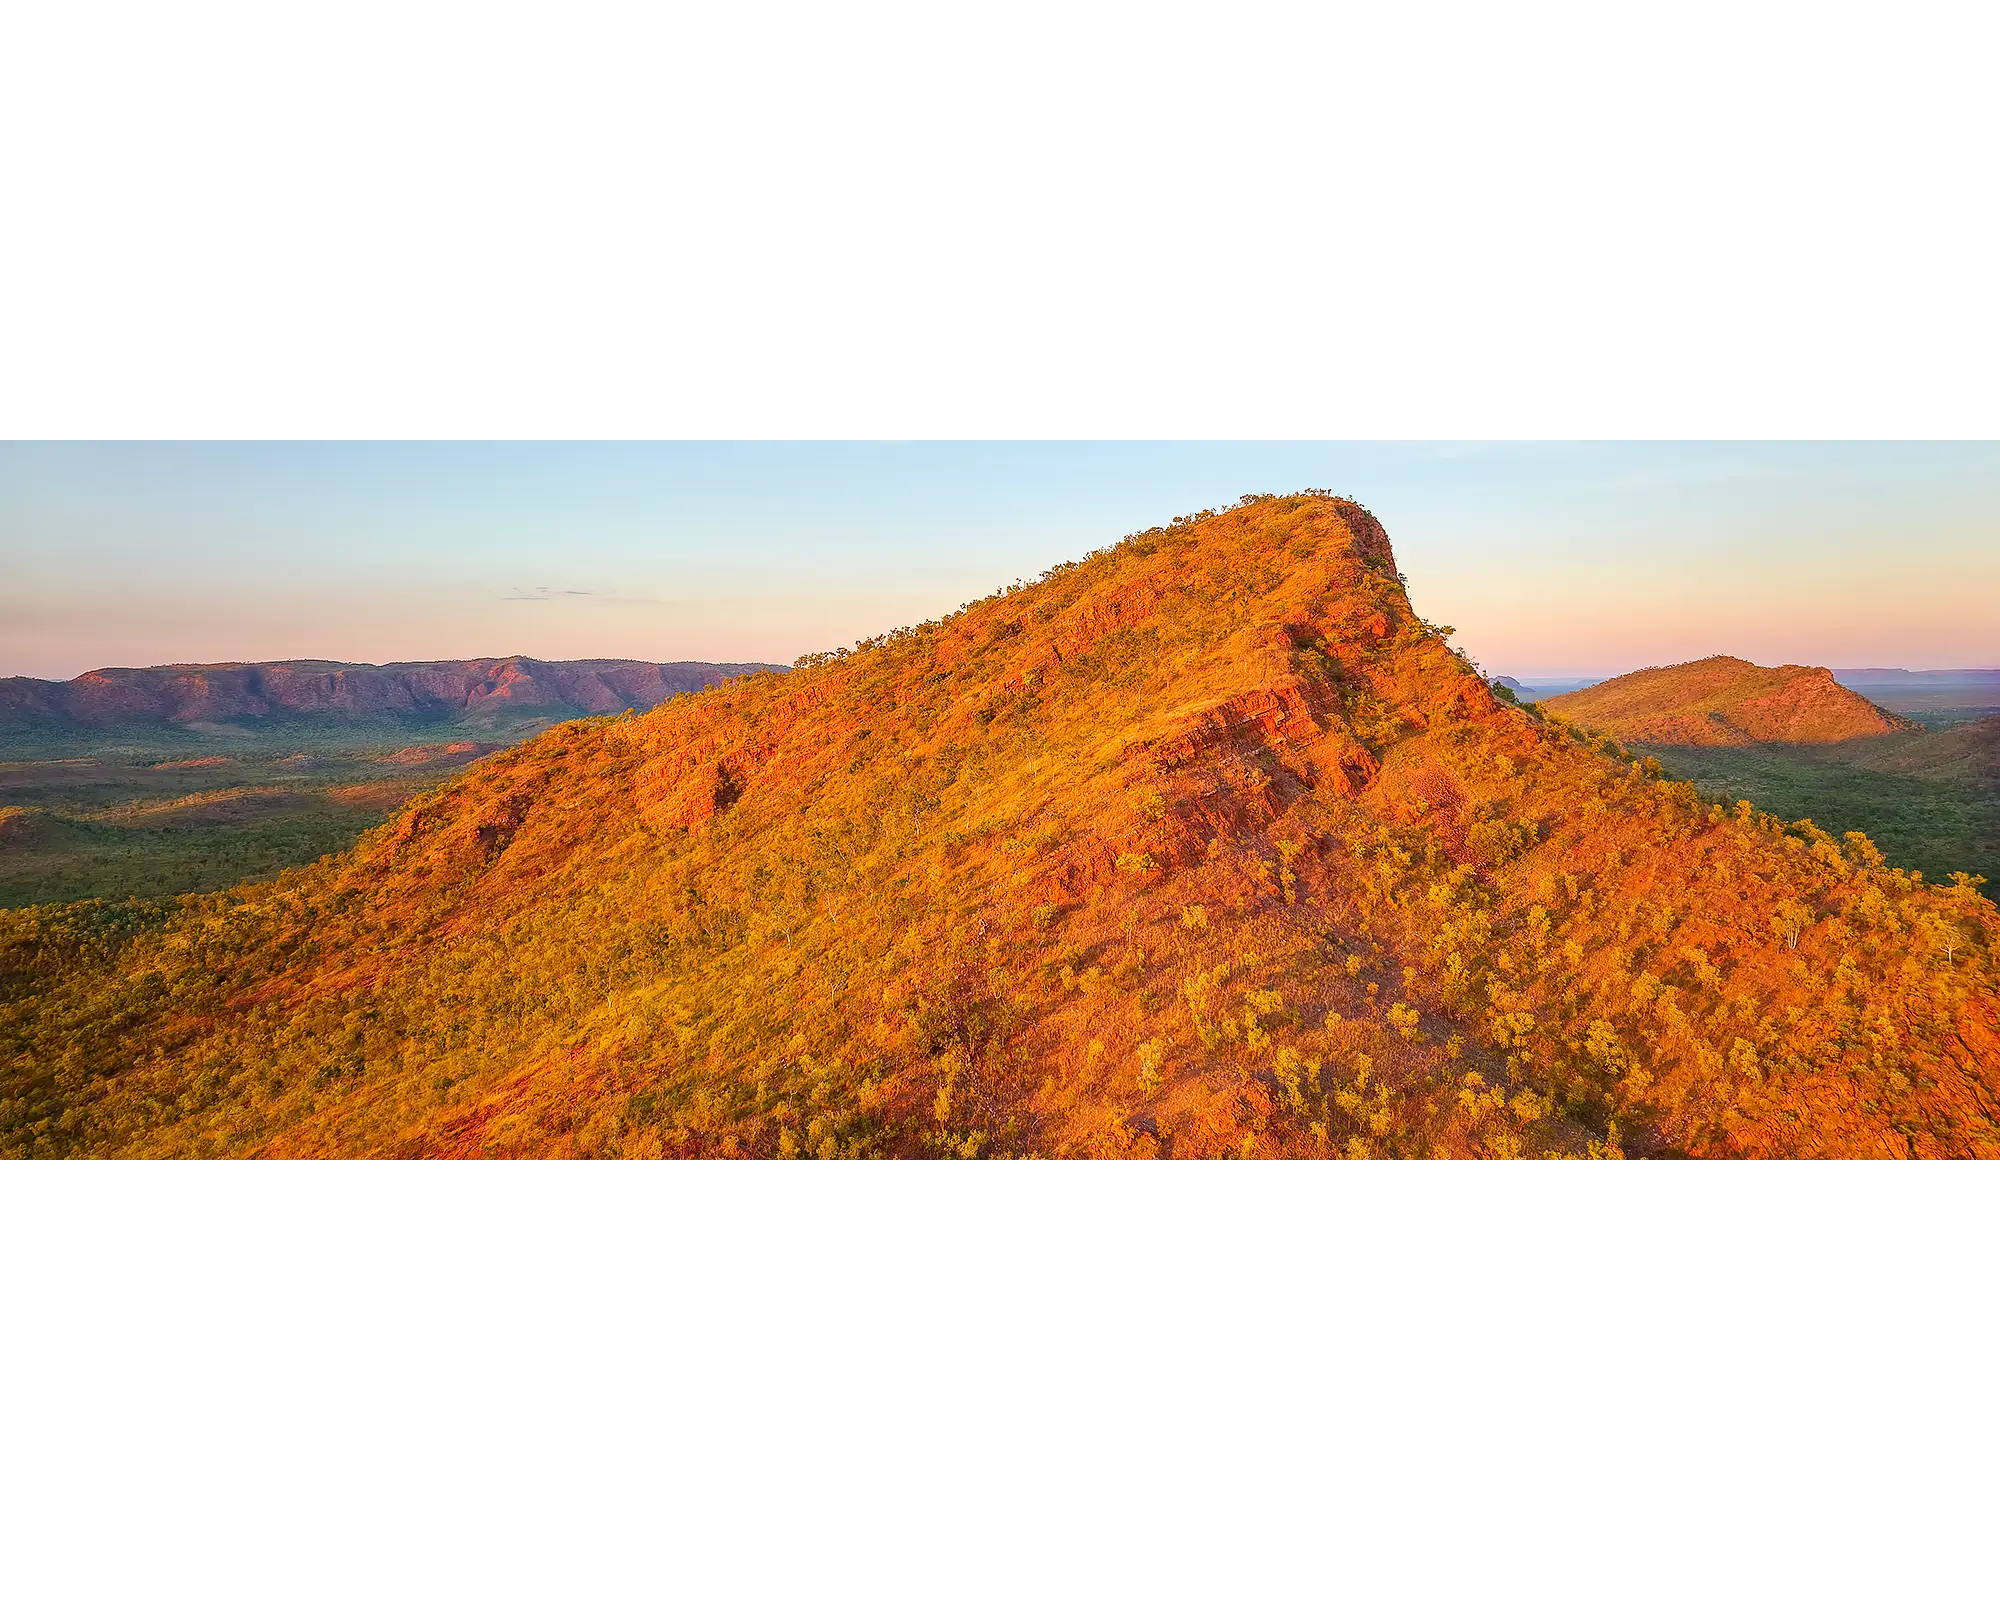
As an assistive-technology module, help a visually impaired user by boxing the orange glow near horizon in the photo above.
[3,443,1996,681]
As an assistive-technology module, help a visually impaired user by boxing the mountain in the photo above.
[1540,657,1914,746]
[3,495,1996,1159]
[0,657,785,736]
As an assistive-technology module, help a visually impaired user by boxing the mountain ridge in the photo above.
[3,495,1995,1159]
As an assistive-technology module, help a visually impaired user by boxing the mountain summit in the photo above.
[1541,657,1912,746]
[3,495,1995,1158]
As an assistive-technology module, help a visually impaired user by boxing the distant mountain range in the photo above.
[1831,668,2000,687]
[0,657,787,737]
[1828,668,2000,718]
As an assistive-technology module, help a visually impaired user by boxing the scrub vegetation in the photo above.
[3,495,1995,1158]
[1639,735,1999,901]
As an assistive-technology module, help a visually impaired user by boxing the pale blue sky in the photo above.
[2,443,1996,681]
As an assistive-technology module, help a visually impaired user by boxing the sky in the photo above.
[2,442,1996,682]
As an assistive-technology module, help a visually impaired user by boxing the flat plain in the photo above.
[0,735,501,907]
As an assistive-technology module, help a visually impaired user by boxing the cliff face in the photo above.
[0,658,785,732]
[1542,657,1913,746]
[3,496,1995,1159]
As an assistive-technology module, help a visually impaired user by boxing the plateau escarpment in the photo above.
[0,657,785,738]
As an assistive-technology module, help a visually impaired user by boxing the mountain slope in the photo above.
[0,657,784,736]
[3,496,1996,1158]
[1542,657,1913,745]
[1850,714,2000,786]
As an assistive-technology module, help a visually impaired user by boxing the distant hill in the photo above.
[5,495,1995,1160]
[1541,656,1914,746]
[0,657,786,738]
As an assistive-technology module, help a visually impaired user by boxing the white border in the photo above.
[4,4,1996,1593]
[2,2,1995,438]
[4,1161,1994,1597]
